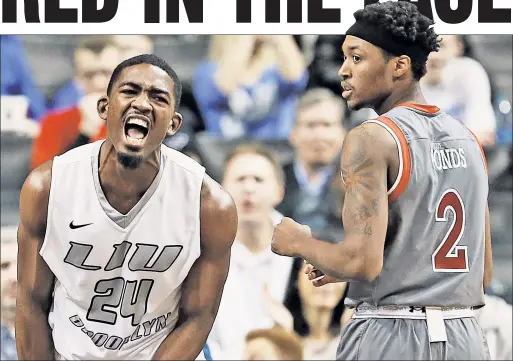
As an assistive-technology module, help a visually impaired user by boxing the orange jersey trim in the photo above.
[396,102,441,114]
[375,116,412,202]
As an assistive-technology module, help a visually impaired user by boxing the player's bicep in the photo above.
[340,124,389,239]
[180,177,237,319]
[179,246,231,320]
[16,222,55,309]
[16,163,55,310]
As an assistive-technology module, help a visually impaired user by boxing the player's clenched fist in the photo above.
[271,217,311,257]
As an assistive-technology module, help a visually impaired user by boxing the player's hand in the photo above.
[305,262,342,287]
[271,217,311,257]
[78,92,105,137]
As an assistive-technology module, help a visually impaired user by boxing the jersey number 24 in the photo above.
[432,189,469,272]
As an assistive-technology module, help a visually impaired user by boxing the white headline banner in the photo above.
[0,0,512,35]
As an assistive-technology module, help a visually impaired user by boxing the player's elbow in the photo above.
[354,255,383,282]
[341,242,383,282]
[179,302,219,330]
[362,259,383,282]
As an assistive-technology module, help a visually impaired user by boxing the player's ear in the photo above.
[97,95,109,121]
[394,55,411,78]
[167,112,183,136]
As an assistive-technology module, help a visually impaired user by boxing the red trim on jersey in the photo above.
[467,129,489,175]
[377,116,412,203]
[396,102,440,114]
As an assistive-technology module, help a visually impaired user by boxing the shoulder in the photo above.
[199,174,238,252]
[340,121,398,183]
[19,160,53,232]
[54,141,100,166]
[343,121,397,158]
[162,144,205,178]
[21,160,53,200]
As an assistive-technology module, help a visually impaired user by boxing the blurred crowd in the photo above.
[1,34,512,360]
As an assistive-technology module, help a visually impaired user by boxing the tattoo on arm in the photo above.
[341,127,386,236]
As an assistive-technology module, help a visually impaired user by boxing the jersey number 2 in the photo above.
[432,189,469,272]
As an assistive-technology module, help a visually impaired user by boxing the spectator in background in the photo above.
[51,36,120,111]
[475,294,513,360]
[193,35,307,140]
[207,144,294,359]
[284,259,350,360]
[1,233,18,360]
[421,35,497,145]
[30,39,121,170]
[112,35,154,60]
[307,35,344,97]
[244,327,304,360]
[1,35,47,121]
[277,88,347,243]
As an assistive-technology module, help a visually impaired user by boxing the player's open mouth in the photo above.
[124,115,150,145]
[341,83,353,99]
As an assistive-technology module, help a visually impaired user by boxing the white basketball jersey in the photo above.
[40,140,205,360]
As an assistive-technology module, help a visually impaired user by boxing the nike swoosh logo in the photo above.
[69,221,93,229]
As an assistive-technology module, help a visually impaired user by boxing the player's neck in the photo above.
[99,142,160,197]
[236,217,274,254]
[375,82,427,115]
[302,305,333,341]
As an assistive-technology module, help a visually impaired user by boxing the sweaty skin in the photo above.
[17,62,238,361]
[16,163,237,361]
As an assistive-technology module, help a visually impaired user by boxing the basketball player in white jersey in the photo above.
[15,54,238,360]
[272,2,492,360]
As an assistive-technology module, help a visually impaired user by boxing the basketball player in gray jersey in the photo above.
[271,2,492,360]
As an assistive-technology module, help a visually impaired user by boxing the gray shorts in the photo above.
[336,316,490,360]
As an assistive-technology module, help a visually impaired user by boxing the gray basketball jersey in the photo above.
[346,103,488,308]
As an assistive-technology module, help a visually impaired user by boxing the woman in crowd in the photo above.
[283,258,351,360]
[192,35,308,140]
[421,35,498,145]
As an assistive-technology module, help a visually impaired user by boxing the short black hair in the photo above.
[107,54,182,109]
[354,1,440,80]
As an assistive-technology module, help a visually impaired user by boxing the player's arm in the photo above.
[483,204,493,293]
[279,123,393,282]
[15,161,56,360]
[152,175,237,361]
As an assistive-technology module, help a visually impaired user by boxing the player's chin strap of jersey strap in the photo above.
[352,304,475,343]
